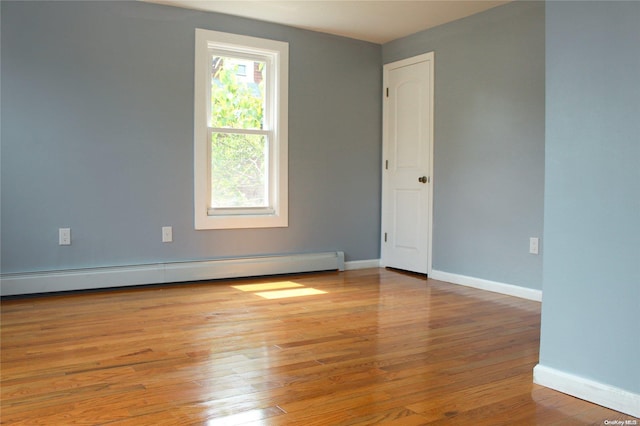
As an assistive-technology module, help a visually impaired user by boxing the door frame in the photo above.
[380,52,434,275]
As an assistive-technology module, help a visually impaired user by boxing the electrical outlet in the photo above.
[59,228,71,246]
[529,237,539,255]
[162,226,173,243]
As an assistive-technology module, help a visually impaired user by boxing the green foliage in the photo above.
[210,58,268,208]
[211,57,264,129]
[211,133,267,208]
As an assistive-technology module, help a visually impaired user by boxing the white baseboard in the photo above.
[429,269,542,302]
[534,364,640,418]
[0,251,345,296]
[344,259,381,270]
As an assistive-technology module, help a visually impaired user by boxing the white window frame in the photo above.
[194,28,288,230]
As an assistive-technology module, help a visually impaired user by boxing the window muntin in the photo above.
[194,29,288,230]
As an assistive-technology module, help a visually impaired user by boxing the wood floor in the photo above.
[1,268,634,425]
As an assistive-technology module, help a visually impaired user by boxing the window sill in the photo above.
[195,211,288,230]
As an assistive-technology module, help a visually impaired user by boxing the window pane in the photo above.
[211,56,266,129]
[211,132,268,208]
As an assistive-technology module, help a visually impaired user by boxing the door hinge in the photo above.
[386,87,389,98]
[384,232,387,242]
[385,160,388,170]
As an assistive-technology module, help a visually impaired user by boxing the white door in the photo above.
[381,53,434,275]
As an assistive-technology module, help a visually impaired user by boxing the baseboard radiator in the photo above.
[0,251,345,296]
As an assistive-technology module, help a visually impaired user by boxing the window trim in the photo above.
[194,29,288,230]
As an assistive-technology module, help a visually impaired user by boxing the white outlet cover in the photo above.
[529,237,539,254]
[59,228,71,245]
[162,226,173,243]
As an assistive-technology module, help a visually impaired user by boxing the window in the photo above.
[194,29,288,229]
[235,63,247,77]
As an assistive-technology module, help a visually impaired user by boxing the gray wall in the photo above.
[0,1,382,274]
[540,1,640,394]
[383,2,545,290]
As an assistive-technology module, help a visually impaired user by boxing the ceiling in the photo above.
[142,0,510,44]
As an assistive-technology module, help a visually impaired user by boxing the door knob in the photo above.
[418,176,428,183]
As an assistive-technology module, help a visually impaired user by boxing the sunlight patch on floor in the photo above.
[231,280,327,299]
[254,288,327,299]
[232,281,304,292]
